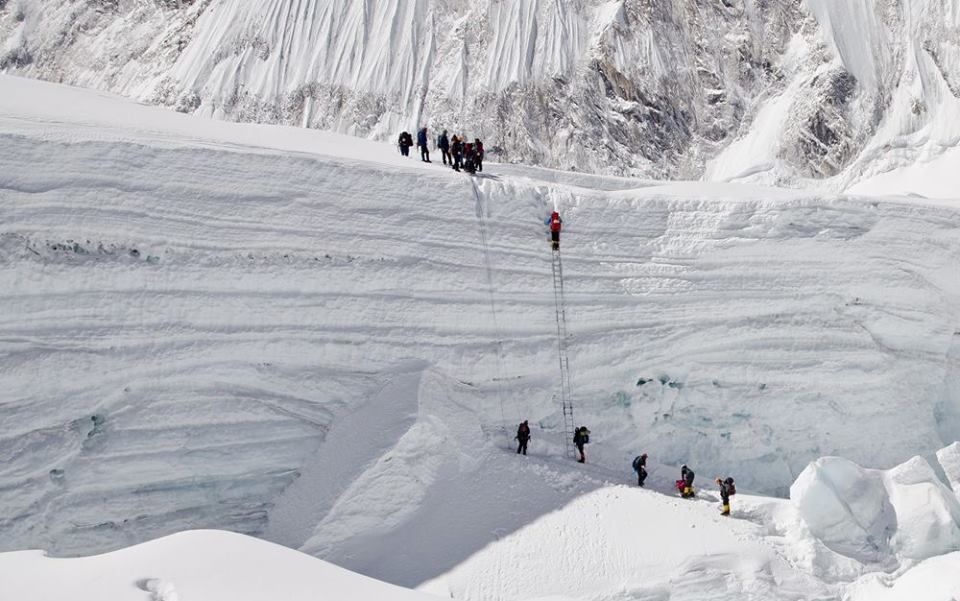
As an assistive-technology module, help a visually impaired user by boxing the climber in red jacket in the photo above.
[545,211,562,251]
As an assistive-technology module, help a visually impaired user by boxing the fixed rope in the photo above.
[471,181,520,447]
[551,247,576,459]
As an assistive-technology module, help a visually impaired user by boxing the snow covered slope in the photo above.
[2,75,960,588]
[0,529,440,601]
[4,451,960,601]
[416,451,960,601]
[5,0,960,184]
[419,485,835,601]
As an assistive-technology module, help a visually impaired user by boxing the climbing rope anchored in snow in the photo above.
[470,180,522,448]
[550,245,576,459]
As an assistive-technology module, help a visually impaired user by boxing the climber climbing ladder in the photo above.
[551,247,576,459]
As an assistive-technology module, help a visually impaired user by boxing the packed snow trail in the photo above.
[419,448,960,601]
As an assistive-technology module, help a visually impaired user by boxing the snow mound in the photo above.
[0,530,437,601]
[845,552,960,601]
[791,454,960,565]
[790,457,894,563]
[142,578,179,601]
[419,486,834,601]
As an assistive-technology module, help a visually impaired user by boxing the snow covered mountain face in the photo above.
[2,75,960,574]
[4,2,960,597]
[4,0,960,182]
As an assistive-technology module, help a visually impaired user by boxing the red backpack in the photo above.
[550,212,562,232]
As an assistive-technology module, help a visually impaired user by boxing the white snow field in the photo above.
[420,451,960,601]
[2,75,960,599]
[3,458,960,601]
[0,529,440,601]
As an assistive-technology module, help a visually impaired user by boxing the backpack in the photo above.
[725,478,736,496]
[550,213,562,232]
[632,455,645,472]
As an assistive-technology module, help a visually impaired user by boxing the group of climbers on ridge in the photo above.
[650,455,736,516]
[516,420,735,515]
[675,464,734,514]
[397,127,485,174]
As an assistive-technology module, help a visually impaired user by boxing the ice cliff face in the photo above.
[3,0,959,182]
[3,74,960,560]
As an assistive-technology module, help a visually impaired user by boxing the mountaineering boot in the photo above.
[721,504,730,516]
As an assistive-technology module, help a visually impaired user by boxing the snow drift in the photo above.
[417,450,960,601]
[0,529,439,601]
[4,472,960,601]
[419,485,832,601]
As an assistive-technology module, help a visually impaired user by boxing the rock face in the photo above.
[3,0,960,181]
[791,454,960,566]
